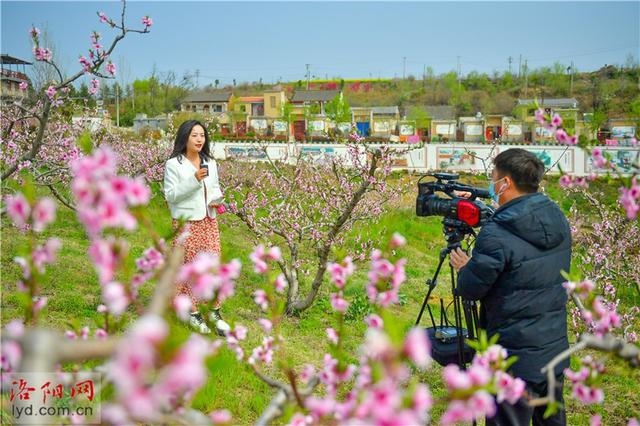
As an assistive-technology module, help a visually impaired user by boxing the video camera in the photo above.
[416,172,494,231]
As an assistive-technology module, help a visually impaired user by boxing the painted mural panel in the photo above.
[273,120,287,132]
[399,123,415,135]
[225,145,269,160]
[524,148,574,172]
[585,149,639,174]
[435,124,455,135]
[436,147,498,171]
[298,146,336,164]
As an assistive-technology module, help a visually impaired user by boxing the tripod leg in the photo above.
[415,249,448,326]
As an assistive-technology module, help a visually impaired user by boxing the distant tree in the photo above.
[406,106,430,131]
[325,93,351,124]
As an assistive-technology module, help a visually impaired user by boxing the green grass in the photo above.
[1,178,639,425]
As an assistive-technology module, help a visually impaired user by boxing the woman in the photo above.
[164,120,230,335]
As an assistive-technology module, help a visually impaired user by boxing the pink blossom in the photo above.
[64,330,78,340]
[89,237,123,285]
[573,383,604,404]
[326,327,339,345]
[590,414,602,426]
[288,413,312,426]
[568,135,578,145]
[131,315,168,345]
[443,364,472,391]
[258,318,272,333]
[32,296,47,313]
[412,383,433,414]
[305,396,336,418]
[102,281,129,316]
[5,320,25,339]
[403,327,431,369]
[106,62,117,76]
[534,108,546,125]
[89,78,100,95]
[551,114,562,127]
[249,245,269,273]
[441,400,472,425]
[95,328,108,339]
[390,232,407,248]
[274,273,287,293]
[19,82,28,91]
[555,128,569,144]
[32,197,56,232]
[327,256,355,289]
[559,174,573,188]
[45,85,57,100]
[32,238,61,273]
[299,364,316,383]
[628,418,639,426]
[29,26,40,38]
[495,371,526,404]
[1,340,22,373]
[253,289,268,310]
[362,328,393,360]
[6,193,30,227]
[210,410,232,424]
[364,313,383,329]
[330,292,349,312]
[173,294,192,321]
[467,390,497,419]
[79,56,91,72]
[98,12,108,23]
[33,47,52,61]
[142,16,153,27]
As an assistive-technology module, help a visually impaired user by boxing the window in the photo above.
[240,105,246,113]
[270,96,276,108]
[213,104,223,112]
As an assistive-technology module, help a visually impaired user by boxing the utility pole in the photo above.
[423,64,427,88]
[456,56,461,90]
[403,56,407,79]
[508,56,513,75]
[524,59,529,96]
[195,69,200,88]
[305,63,310,89]
[518,54,522,79]
[569,60,574,96]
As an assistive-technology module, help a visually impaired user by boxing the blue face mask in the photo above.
[489,178,506,204]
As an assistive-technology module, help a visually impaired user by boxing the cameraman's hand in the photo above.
[450,248,470,272]
[194,168,208,182]
[453,190,472,198]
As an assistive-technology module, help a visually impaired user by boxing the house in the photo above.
[484,115,504,141]
[370,106,400,138]
[516,98,580,143]
[181,91,232,114]
[1,54,31,104]
[459,115,485,142]
[422,106,457,142]
[501,117,525,143]
[289,89,341,140]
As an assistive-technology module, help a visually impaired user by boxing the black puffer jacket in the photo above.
[457,192,571,383]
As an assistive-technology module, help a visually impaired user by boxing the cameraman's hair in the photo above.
[493,148,544,193]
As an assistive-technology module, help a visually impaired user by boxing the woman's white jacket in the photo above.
[163,155,223,220]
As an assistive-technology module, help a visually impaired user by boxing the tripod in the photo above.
[415,220,480,368]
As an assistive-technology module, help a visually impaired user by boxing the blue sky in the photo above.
[2,1,639,87]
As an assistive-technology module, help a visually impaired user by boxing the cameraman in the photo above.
[450,148,571,426]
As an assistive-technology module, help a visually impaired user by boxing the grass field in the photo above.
[1,174,638,425]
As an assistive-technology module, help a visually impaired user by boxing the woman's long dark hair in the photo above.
[169,120,212,162]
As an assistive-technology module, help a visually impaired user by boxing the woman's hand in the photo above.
[209,202,227,215]
[194,168,208,182]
